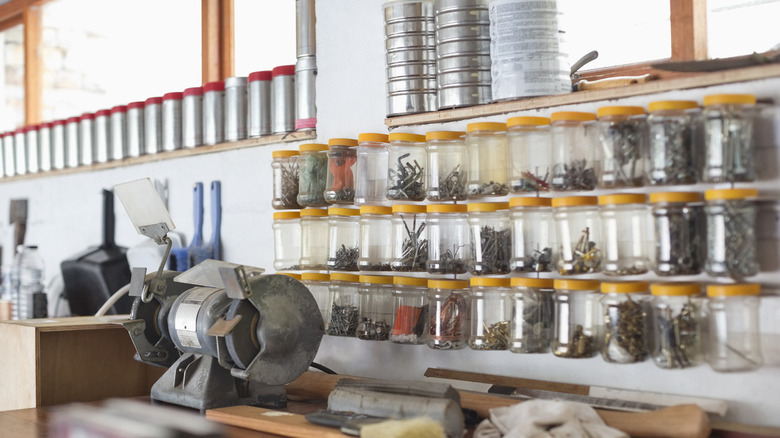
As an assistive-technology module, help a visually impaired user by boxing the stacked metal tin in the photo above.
[384,0,438,117]
[435,0,491,108]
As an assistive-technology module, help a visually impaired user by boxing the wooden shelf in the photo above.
[385,64,780,128]
[2,129,316,182]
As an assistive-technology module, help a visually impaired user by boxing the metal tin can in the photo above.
[271,65,296,134]
[14,127,26,174]
[94,109,111,163]
[79,113,95,166]
[295,56,317,130]
[65,116,80,168]
[296,0,316,57]
[182,87,203,148]
[110,105,127,161]
[38,122,52,172]
[25,126,39,173]
[224,76,247,142]
[203,81,225,145]
[52,120,66,170]
[127,101,145,157]
[144,97,162,154]
[248,71,272,137]
[1,132,13,176]
[0,132,8,177]
[162,92,183,151]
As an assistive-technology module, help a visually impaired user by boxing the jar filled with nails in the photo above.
[326,273,361,337]
[646,100,700,186]
[507,116,552,193]
[552,196,602,275]
[469,277,511,351]
[357,275,395,341]
[326,207,361,271]
[509,278,555,354]
[426,130,468,201]
[426,279,470,350]
[595,106,648,188]
[426,204,470,275]
[701,93,757,183]
[551,111,597,191]
[649,283,702,369]
[271,150,301,209]
[704,188,759,280]
[600,281,649,364]
[390,204,428,272]
[386,132,427,201]
[552,279,601,359]
[650,192,705,276]
[509,196,555,273]
[466,122,509,198]
[468,202,512,276]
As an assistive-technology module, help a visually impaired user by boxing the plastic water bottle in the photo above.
[15,245,46,320]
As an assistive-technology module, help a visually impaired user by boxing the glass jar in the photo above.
[326,273,360,336]
[357,275,394,341]
[272,211,301,271]
[426,204,470,274]
[466,122,509,198]
[507,116,552,192]
[326,207,361,271]
[704,188,759,280]
[551,111,597,191]
[390,276,428,345]
[426,279,470,350]
[705,283,763,372]
[271,150,301,209]
[297,143,329,207]
[649,192,705,276]
[646,100,699,185]
[358,206,393,271]
[509,278,554,354]
[600,281,649,364]
[391,204,428,272]
[299,208,329,270]
[701,94,757,183]
[426,131,468,201]
[468,202,511,275]
[552,279,601,359]
[650,282,702,369]
[387,133,427,201]
[324,138,358,204]
[599,193,651,276]
[509,197,555,273]
[469,277,511,351]
[302,273,330,323]
[595,106,647,188]
[552,196,602,275]
[354,133,390,206]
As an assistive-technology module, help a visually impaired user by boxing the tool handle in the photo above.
[102,189,116,248]
[576,74,653,91]
[210,181,221,260]
[597,404,710,438]
[191,182,204,247]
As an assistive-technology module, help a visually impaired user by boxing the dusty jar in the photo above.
[706,283,763,372]
[649,283,702,369]
[507,116,552,192]
[466,122,509,198]
[426,131,467,201]
[426,279,470,350]
[509,277,554,354]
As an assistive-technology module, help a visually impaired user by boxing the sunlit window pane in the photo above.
[0,24,24,132]
[708,0,780,58]
[234,0,296,77]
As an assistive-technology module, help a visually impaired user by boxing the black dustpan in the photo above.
[61,189,132,315]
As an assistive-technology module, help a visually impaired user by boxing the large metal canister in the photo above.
[248,71,272,138]
[183,87,203,148]
[64,117,80,168]
[203,81,225,145]
[0,132,7,177]
[51,120,66,170]
[127,101,145,157]
[25,126,39,173]
[224,76,247,142]
[162,92,183,151]
[144,97,162,154]
[271,65,296,134]
[110,105,128,161]
[79,113,95,166]
[94,109,111,163]
[38,122,52,172]
[296,0,316,58]
[1,132,13,176]
[14,127,26,174]
[295,56,317,130]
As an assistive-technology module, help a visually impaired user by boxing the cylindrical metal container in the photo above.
[162,92,183,151]
[224,76,247,142]
[182,87,203,148]
[271,65,296,134]
[94,109,111,163]
[295,56,317,130]
[38,122,52,172]
[127,101,145,157]
[65,116,80,168]
[25,126,39,173]
[110,105,128,161]
[51,120,66,170]
[79,113,95,166]
[144,97,162,155]
[296,0,316,57]
[248,71,272,137]
[13,127,26,174]
[0,132,10,177]
[203,81,225,145]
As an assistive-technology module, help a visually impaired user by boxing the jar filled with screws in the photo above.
[271,150,301,209]
[391,204,428,272]
[300,208,329,270]
[427,279,470,350]
[358,206,394,271]
[649,282,702,369]
[701,94,757,183]
[552,196,602,275]
[468,202,512,275]
[466,122,509,198]
[302,273,331,323]
[426,131,468,201]
[599,193,651,276]
[706,283,763,372]
[426,204,470,274]
[355,133,390,206]
[509,278,554,354]
[650,192,705,276]
[704,188,759,280]
[326,273,360,336]
[595,106,647,188]
[357,275,394,341]
[387,133,427,201]
[509,197,555,273]
[551,111,597,191]
[600,281,649,364]
[390,276,428,345]
[297,143,329,207]
[326,207,361,271]
[272,211,301,271]
[646,100,700,185]
[469,277,511,351]
[324,138,358,204]
[552,279,601,359]
[508,116,552,193]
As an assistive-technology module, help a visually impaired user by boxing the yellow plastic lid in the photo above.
[359,275,394,285]
[389,132,426,143]
[328,207,360,216]
[648,100,699,112]
[651,282,701,296]
[599,193,647,205]
[704,188,759,201]
[551,196,598,208]
[427,204,468,214]
[601,281,650,294]
[706,283,760,297]
[273,211,300,220]
[470,277,511,288]
[649,192,702,204]
[299,143,328,152]
[277,273,301,280]
[331,273,359,283]
[300,208,328,217]
[426,131,465,141]
[467,122,507,132]
[328,138,358,147]
[272,150,299,158]
[507,116,551,127]
[511,277,555,289]
[551,111,596,122]
[597,106,646,117]
[509,197,552,208]
[428,279,469,289]
[467,202,509,212]
[301,273,330,282]
[360,205,393,215]
[394,276,428,287]
[392,204,427,214]
[358,133,389,143]
[553,279,600,291]
[703,94,756,107]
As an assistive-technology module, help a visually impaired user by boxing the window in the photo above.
[707,0,780,58]
[233,0,296,77]
[0,23,24,132]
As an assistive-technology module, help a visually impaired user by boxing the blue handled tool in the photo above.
[209,181,222,261]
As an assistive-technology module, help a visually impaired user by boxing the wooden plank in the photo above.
[424,368,590,396]
[202,0,221,83]
[207,406,349,438]
[220,0,234,80]
[670,0,708,61]
[0,323,38,411]
[0,0,26,26]
[22,2,41,125]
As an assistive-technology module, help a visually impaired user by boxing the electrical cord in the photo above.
[94,283,131,317]
[310,362,337,374]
